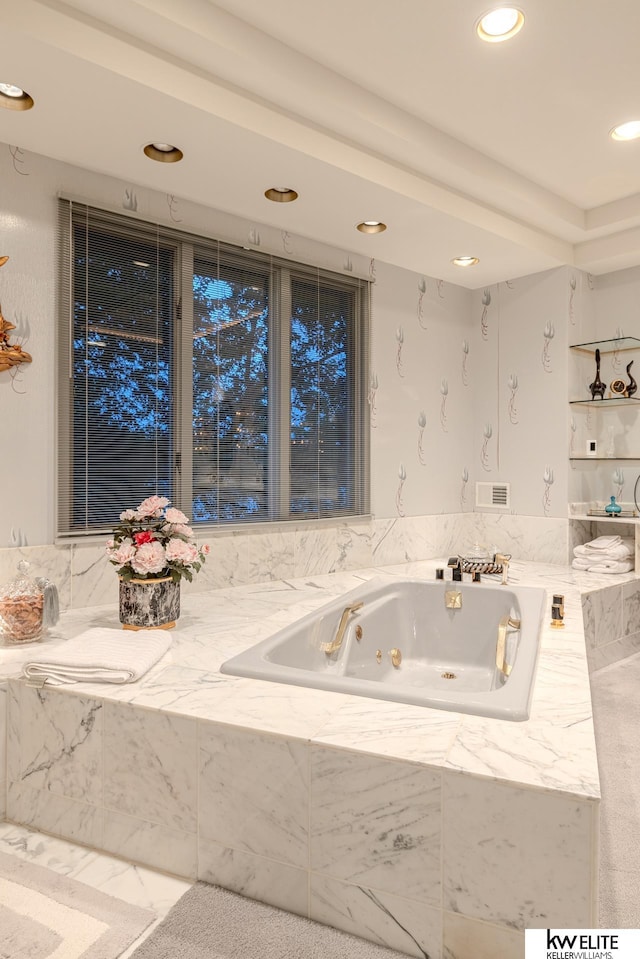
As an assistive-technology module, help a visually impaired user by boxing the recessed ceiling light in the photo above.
[0,82,34,111]
[356,221,387,234]
[143,143,184,163]
[264,187,299,202]
[610,121,640,142]
[452,256,480,267]
[133,260,151,267]
[476,7,524,42]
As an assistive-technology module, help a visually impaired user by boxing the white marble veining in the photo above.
[623,578,640,635]
[313,696,461,765]
[198,837,308,916]
[309,873,440,959]
[70,543,117,609]
[294,526,341,577]
[191,532,249,591]
[10,684,103,802]
[371,517,434,566]
[2,557,609,803]
[584,586,624,649]
[0,820,191,957]
[7,780,104,848]
[248,529,296,583]
[104,704,198,833]
[199,723,309,867]
[335,521,374,572]
[442,771,596,930]
[103,809,198,879]
[310,747,441,903]
[0,555,618,955]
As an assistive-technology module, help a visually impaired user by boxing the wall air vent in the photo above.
[475,481,510,509]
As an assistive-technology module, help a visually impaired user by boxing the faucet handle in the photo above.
[494,553,511,586]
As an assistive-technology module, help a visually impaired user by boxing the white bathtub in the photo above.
[221,576,546,720]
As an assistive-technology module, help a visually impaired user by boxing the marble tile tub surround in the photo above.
[0,511,572,611]
[2,558,604,956]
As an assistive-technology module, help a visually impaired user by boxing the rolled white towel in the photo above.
[21,627,172,686]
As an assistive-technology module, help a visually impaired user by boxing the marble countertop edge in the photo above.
[0,558,608,802]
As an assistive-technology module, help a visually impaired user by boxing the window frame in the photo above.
[57,200,370,537]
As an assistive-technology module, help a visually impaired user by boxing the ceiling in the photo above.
[1,0,640,288]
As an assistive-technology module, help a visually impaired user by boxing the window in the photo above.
[57,201,370,536]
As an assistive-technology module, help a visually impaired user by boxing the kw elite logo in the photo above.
[545,930,618,959]
[525,928,640,959]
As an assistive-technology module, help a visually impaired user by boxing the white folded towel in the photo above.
[588,559,634,574]
[581,535,623,550]
[21,627,172,686]
[574,537,634,560]
[572,557,634,574]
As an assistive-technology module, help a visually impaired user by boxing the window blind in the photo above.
[57,199,370,536]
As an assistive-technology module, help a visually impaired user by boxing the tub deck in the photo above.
[2,560,601,958]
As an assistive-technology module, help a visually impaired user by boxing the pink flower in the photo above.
[201,544,211,556]
[137,495,170,518]
[119,509,137,521]
[107,540,137,569]
[165,507,189,525]
[165,539,199,566]
[168,523,194,538]
[131,541,167,576]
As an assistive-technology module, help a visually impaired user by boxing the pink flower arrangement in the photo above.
[106,496,210,583]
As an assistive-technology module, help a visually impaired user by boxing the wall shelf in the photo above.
[570,456,640,461]
[570,513,640,523]
[570,336,640,355]
[570,397,640,408]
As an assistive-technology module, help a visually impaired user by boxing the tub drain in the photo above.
[441,671,457,680]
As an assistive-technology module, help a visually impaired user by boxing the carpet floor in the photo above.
[590,650,640,927]
[128,881,415,959]
[0,848,155,959]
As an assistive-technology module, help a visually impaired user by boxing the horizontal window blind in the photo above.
[57,199,370,536]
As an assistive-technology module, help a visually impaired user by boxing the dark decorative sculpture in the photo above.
[626,360,637,397]
[589,348,606,400]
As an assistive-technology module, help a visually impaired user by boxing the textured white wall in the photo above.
[1,139,634,551]
[369,260,474,518]
[470,268,572,519]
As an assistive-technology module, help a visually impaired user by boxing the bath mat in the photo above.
[0,849,155,958]
[129,882,415,959]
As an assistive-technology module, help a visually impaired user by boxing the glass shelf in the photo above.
[569,396,640,408]
[570,456,640,461]
[569,336,640,355]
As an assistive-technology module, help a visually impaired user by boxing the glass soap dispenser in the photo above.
[0,560,44,645]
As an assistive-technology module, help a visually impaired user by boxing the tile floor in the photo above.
[0,820,191,958]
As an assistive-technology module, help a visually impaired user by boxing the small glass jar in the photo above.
[464,542,491,563]
[0,560,44,645]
